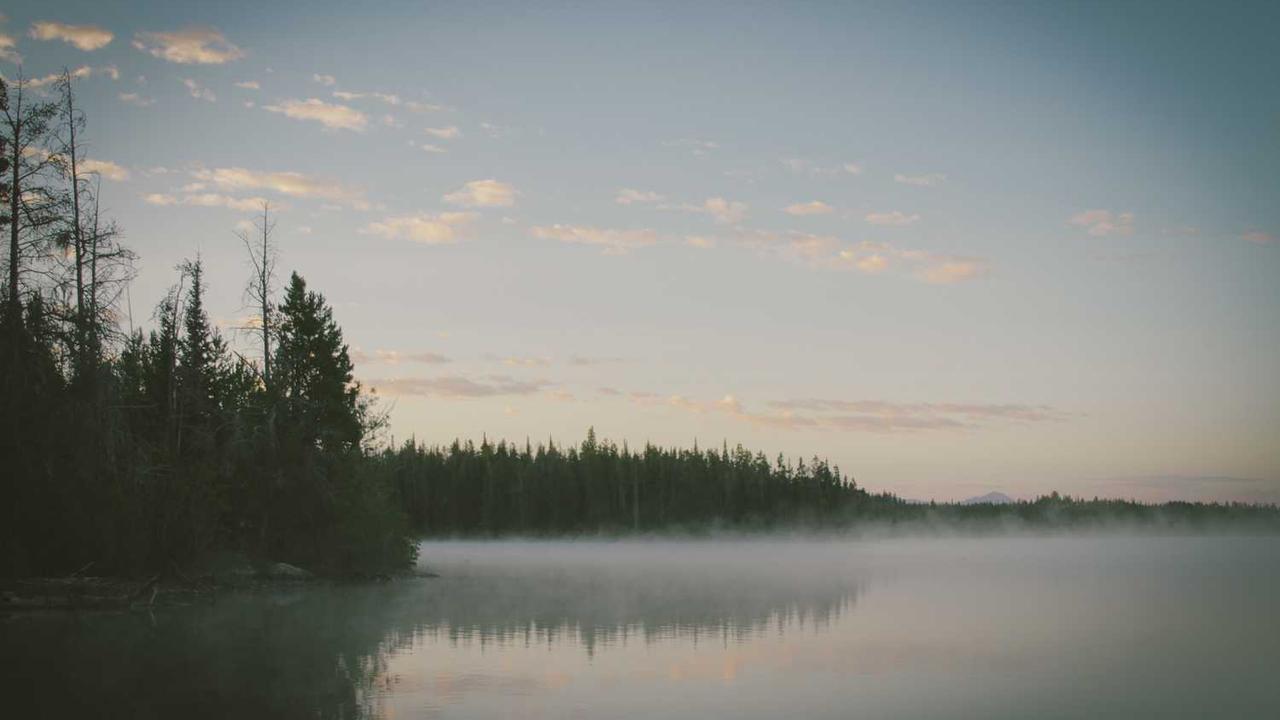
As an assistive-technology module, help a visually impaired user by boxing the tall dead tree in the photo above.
[1,73,61,313]
[238,202,277,389]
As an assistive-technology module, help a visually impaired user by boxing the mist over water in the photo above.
[4,535,1278,719]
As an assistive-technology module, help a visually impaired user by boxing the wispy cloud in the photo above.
[865,210,919,226]
[423,125,460,139]
[359,212,475,245]
[182,77,215,102]
[144,192,268,212]
[0,15,19,63]
[191,166,370,209]
[263,98,368,131]
[234,80,260,90]
[312,73,336,86]
[894,172,946,187]
[369,375,553,399]
[443,179,517,208]
[1071,209,1134,237]
[350,348,451,365]
[530,225,658,255]
[785,200,834,216]
[1242,230,1275,246]
[80,159,129,181]
[663,197,748,224]
[29,21,113,51]
[615,188,664,205]
[118,92,154,107]
[27,64,120,88]
[133,27,244,64]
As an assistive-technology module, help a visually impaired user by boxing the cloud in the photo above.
[530,224,658,255]
[915,258,986,284]
[80,159,129,181]
[144,192,268,211]
[702,197,747,224]
[351,348,451,365]
[368,375,553,399]
[0,17,18,63]
[192,166,370,208]
[27,64,120,87]
[443,179,517,208]
[263,98,368,131]
[1242,230,1275,246]
[894,173,946,187]
[785,201,834,216]
[865,210,919,226]
[410,140,447,153]
[359,212,475,245]
[502,356,551,367]
[1070,209,1134,237]
[29,21,113,51]
[312,73,336,86]
[332,90,418,108]
[118,92,154,107]
[664,138,719,156]
[780,157,847,177]
[567,355,624,366]
[423,125,460,139]
[133,27,244,64]
[685,235,717,249]
[738,229,987,284]
[629,391,1062,434]
[615,188,664,205]
[182,77,215,102]
[234,80,260,90]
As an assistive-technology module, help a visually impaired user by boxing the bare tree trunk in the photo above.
[238,201,276,389]
[6,80,20,312]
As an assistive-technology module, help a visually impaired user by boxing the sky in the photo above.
[3,1,1277,502]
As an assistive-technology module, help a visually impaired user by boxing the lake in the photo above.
[3,535,1278,718]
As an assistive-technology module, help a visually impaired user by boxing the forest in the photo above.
[2,72,1276,581]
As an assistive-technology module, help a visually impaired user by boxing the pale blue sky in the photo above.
[4,1,1277,501]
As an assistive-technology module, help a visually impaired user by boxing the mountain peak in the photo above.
[960,491,1015,505]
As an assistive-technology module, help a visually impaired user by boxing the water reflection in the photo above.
[1,540,863,719]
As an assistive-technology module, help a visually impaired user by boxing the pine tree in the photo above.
[274,272,363,452]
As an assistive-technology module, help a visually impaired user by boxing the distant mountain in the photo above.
[960,491,1015,505]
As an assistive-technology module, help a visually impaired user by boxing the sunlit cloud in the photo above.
[502,356,552,368]
[118,92,154,107]
[785,201,834,216]
[567,355,624,366]
[359,212,476,245]
[351,348,451,365]
[0,16,18,63]
[27,64,120,87]
[368,375,554,398]
[615,188,664,205]
[865,210,919,226]
[1242,230,1275,246]
[133,27,244,64]
[685,235,717,249]
[312,73,336,86]
[234,80,260,90]
[530,225,658,255]
[894,172,946,187]
[29,21,113,51]
[144,192,268,212]
[444,179,517,208]
[914,258,987,284]
[1070,209,1134,237]
[670,197,747,224]
[182,77,215,102]
[424,126,461,139]
[192,166,371,209]
[80,159,129,181]
[843,162,864,175]
[263,98,368,131]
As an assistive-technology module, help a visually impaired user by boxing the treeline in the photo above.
[379,437,1280,536]
[1,73,414,578]
[381,431,860,534]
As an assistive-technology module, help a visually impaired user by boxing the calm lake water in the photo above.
[4,535,1278,719]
